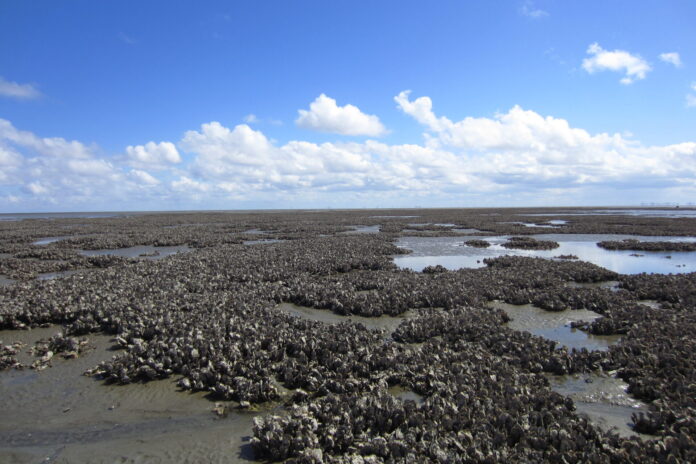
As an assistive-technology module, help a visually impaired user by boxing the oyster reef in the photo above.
[1,207,695,463]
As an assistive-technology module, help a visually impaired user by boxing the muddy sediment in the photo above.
[0,208,695,462]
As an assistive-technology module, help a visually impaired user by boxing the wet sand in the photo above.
[0,327,262,464]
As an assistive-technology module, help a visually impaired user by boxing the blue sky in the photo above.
[0,1,695,212]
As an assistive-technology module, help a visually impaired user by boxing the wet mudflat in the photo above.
[487,301,620,351]
[548,374,649,439]
[1,207,695,463]
[483,300,643,437]
[0,327,261,464]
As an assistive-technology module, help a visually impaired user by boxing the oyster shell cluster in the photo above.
[597,239,696,252]
[501,236,560,250]
[0,208,695,462]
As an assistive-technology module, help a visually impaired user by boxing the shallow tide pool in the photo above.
[394,234,696,274]
[548,373,649,438]
[488,301,619,352]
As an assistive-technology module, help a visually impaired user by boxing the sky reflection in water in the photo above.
[395,234,696,274]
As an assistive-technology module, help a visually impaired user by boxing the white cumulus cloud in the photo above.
[0,119,93,159]
[0,146,23,182]
[179,121,376,193]
[2,91,696,210]
[0,119,131,206]
[25,181,49,195]
[582,43,651,84]
[395,91,696,190]
[296,94,387,136]
[125,141,181,169]
[0,76,41,99]
[659,52,682,67]
[130,169,160,185]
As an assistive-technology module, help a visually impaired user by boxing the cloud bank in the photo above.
[2,91,695,211]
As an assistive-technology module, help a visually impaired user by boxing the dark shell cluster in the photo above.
[464,239,491,248]
[1,208,696,462]
[501,236,560,250]
[0,340,21,369]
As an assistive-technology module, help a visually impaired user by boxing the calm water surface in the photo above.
[524,209,696,218]
[32,236,74,245]
[488,301,619,352]
[395,234,696,274]
[548,373,649,438]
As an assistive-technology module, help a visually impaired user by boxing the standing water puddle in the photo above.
[501,222,562,229]
[524,209,696,218]
[276,303,412,335]
[342,225,380,234]
[395,234,696,274]
[80,245,191,260]
[32,236,74,246]
[482,301,647,438]
[487,301,619,351]
[548,373,649,438]
[388,386,424,404]
[452,228,484,234]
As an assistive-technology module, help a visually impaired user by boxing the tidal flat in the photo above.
[1,207,695,463]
